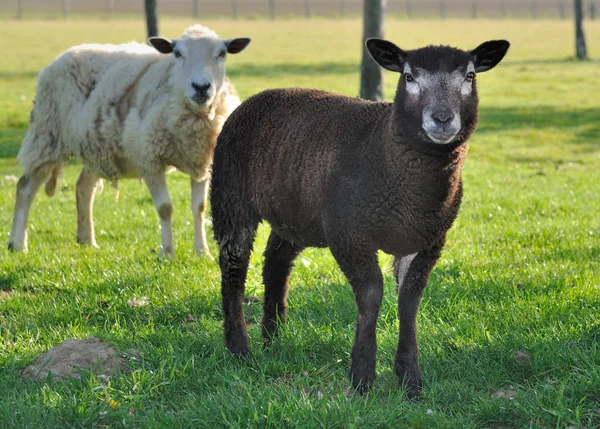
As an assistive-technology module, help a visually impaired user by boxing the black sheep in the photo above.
[210,38,509,396]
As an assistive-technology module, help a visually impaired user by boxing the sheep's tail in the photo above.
[44,165,62,197]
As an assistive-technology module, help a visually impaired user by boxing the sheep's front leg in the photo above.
[331,247,383,392]
[144,173,175,257]
[8,167,51,252]
[191,177,211,257]
[76,168,100,247]
[262,231,304,346]
[394,246,442,398]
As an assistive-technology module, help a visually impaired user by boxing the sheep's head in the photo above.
[149,25,250,112]
[366,38,509,145]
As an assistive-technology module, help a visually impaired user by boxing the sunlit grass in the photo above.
[0,18,599,427]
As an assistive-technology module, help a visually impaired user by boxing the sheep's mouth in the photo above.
[425,131,458,144]
[190,95,211,107]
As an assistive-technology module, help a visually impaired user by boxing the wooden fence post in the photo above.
[472,0,477,19]
[304,0,311,19]
[269,0,275,20]
[17,0,23,19]
[440,0,445,19]
[340,0,345,17]
[406,0,412,18]
[62,0,69,18]
[107,0,114,18]
[232,0,238,19]
[193,0,199,18]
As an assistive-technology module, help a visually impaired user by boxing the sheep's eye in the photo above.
[174,51,183,59]
[465,72,475,82]
[405,73,414,83]
[218,50,226,58]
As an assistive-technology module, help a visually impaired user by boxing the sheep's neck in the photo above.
[378,115,468,214]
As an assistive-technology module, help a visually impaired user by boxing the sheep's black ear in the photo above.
[365,38,406,73]
[149,37,176,54]
[469,40,510,73]
[225,38,251,54]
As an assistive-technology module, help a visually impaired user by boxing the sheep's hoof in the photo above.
[350,367,376,394]
[77,239,99,249]
[7,241,24,252]
[195,248,214,261]
[351,376,375,395]
[158,246,175,258]
[395,362,423,399]
[225,330,250,358]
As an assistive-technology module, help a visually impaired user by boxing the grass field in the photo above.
[1,18,599,428]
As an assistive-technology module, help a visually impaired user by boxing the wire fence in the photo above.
[2,0,598,20]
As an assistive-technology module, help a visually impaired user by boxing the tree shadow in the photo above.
[0,70,40,80]
[505,57,600,66]
[228,61,359,78]
[477,105,600,152]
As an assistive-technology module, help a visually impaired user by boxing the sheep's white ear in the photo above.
[225,38,251,54]
[469,40,510,73]
[149,37,176,54]
[366,38,406,73]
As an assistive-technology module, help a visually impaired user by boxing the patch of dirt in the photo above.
[491,386,517,399]
[22,336,126,381]
[127,296,149,307]
[513,351,531,365]
[0,290,15,301]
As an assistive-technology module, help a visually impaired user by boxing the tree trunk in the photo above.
[145,0,159,39]
[360,0,385,101]
[575,0,588,59]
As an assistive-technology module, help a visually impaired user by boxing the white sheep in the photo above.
[8,25,251,257]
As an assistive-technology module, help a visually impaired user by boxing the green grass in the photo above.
[1,18,600,428]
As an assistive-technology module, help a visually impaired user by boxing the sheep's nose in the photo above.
[191,82,211,97]
[432,111,454,125]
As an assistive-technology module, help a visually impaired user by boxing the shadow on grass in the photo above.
[228,61,359,78]
[505,57,600,66]
[0,70,40,80]
[478,105,600,140]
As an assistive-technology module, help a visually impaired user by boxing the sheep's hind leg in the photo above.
[394,246,442,399]
[191,177,211,258]
[145,173,175,257]
[262,231,304,347]
[330,246,383,393]
[217,221,259,357]
[8,166,52,252]
[76,168,100,247]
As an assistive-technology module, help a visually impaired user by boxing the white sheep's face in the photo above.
[149,35,250,110]
[366,38,510,145]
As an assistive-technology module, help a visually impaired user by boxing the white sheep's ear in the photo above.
[149,37,176,54]
[365,38,406,73]
[469,40,510,72]
[224,38,251,54]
